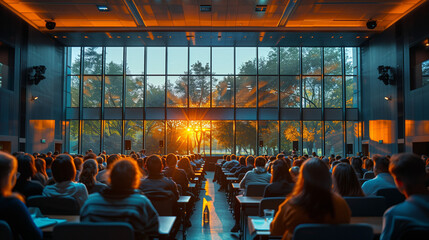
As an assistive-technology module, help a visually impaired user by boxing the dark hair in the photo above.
[178,157,194,178]
[106,154,121,169]
[79,159,98,190]
[363,158,374,171]
[351,157,364,177]
[74,157,83,171]
[0,152,17,193]
[289,158,334,219]
[373,154,390,173]
[389,153,426,189]
[271,159,293,183]
[332,163,364,197]
[16,154,36,179]
[238,156,246,165]
[254,156,266,167]
[83,153,97,161]
[246,156,255,166]
[45,157,54,168]
[230,154,237,160]
[109,158,141,190]
[34,158,48,178]
[276,153,285,159]
[293,159,303,167]
[52,154,76,182]
[166,153,178,167]
[146,155,163,175]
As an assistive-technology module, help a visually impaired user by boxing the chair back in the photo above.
[245,183,269,197]
[375,188,405,208]
[0,220,12,240]
[293,223,373,240]
[53,222,134,240]
[344,196,387,216]
[363,171,375,179]
[146,193,176,216]
[258,197,286,216]
[238,173,245,182]
[27,196,80,215]
[399,226,429,240]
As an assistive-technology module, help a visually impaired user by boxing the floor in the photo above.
[177,171,236,240]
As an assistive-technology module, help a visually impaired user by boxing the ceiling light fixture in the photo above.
[200,5,212,12]
[366,19,377,29]
[97,5,110,12]
[255,5,267,12]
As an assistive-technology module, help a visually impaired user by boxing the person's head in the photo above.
[146,155,163,176]
[140,149,146,155]
[15,154,36,181]
[363,158,374,171]
[289,166,300,183]
[230,154,237,160]
[83,152,97,161]
[389,153,428,197]
[109,158,141,191]
[339,158,350,164]
[74,157,83,171]
[45,156,54,169]
[271,159,293,183]
[292,159,303,167]
[254,156,266,168]
[238,156,246,166]
[166,153,178,167]
[276,153,285,160]
[373,154,390,175]
[178,157,192,171]
[332,163,364,197]
[351,157,364,174]
[78,159,98,189]
[34,158,47,176]
[246,156,255,166]
[0,152,18,196]
[312,152,317,157]
[335,155,342,160]
[106,154,121,169]
[51,154,76,183]
[289,158,333,219]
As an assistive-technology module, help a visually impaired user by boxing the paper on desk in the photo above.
[29,207,67,228]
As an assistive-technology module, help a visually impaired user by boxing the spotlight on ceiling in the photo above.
[200,5,211,12]
[97,5,110,12]
[255,5,267,12]
[366,19,377,29]
[45,20,56,30]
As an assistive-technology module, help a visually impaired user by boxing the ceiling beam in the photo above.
[123,0,146,27]
[277,0,300,27]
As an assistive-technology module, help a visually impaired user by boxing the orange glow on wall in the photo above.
[29,120,55,152]
[405,120,429,137]
[369,120,394,144]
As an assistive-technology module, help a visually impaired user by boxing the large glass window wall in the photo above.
[65,46,360,156]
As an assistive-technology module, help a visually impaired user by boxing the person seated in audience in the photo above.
[96,154,121,184]
[234,155,255,178]
[239,156,271,190]
[79,159,107,194]
[43,154,88,207]
[33,158,49,186]
[178,156,195,180]
[45,156,54,178]
[292,159,304,168]
[83,152,97,161]
[12,153,44,199]
[81,158,159,239]
[380,153,429,240]
[73,157,83,182]
[362,154,396,196]
[332,163,365,197]
[270,158,351,240]
[264,159,294,198]
[229,156,246,175]
[224,154,239,171]
[0,152,43,240]
[163,153,189,195]
[289,166,300,183]
[351,157,366,178]
[140,155,179,201]
[364,157,374,172]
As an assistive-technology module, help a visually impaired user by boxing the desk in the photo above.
[232,183,241,190]
[236,196,263,239]
[42,215,176,237]
[225,172,235,176]
[226,177,239,182]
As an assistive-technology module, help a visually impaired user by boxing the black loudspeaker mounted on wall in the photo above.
[29,65,47,85]
[293,141,299,151]
[259,140,264,147]
[124,140,131,150]
[346,144,353,154]
[159,140,164,148]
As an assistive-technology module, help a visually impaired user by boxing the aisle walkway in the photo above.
[179,171,235,240]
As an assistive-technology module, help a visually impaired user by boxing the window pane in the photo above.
[126,47,144,74]
[324,76,342,108]
[325,121,343,156]
[303,121,322,156]
[302,76,321,108]
[302,47,321,75]
[280,76,300,108]
[345,47,358,75]
[84,47,102,75]
[189,121,210,154]
[189,76,210,107]
[167,76,187,107]
[324,47,342,75]
[146,76,165,107]
[105,47,123,75]
[212,121,234,156]
[190,47,210,75]
[346,76,358,108]
[145,120,165,155]
[168,47,188,75]
[70,76,80,108]
[83,76,101,107]
[69,47,81,75]
[258,76,278,107]
[125,120,144,152]
[126,76,144,107]
[166,120,187,155]
[68,120,79,154]
[281,121,301,155]
[212,76,234,107]
[105,76,122,107]
[147,47,165,74]
[236,121,256,155]
[236,76,256,107]
[212,47,234,75]
[236,47,256,75]
[82,120,100,154]
[259,121,279,155]
[280,47,300,75]
[258,47,278,75]
[347,121,360,155]
[104,120,122,154]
